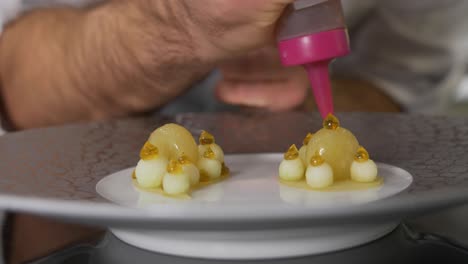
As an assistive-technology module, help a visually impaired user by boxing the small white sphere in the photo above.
[299,145,307,166]
[162,172,190,195]
[306,163,334,189]
[183,163,200,186]
[199,144,224,163]
[135,158,168,188]
[279,159,305,181]
[350,160,378,183]
[197,158,222,180]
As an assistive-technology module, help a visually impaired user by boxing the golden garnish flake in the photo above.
[199,130,215,145]
[323,114,340,130]
[284,144,299,160]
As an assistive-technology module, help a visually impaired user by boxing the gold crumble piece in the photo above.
[203,147,216,159]
[140,141,159,160]
[284,144,299,160]
[167,159,183,174]
[310,151,325,167]
[354,146,370,163]
[323,114,340,130]
[221,163,230,175]
[199,130,215,145]
[178,153,192,165]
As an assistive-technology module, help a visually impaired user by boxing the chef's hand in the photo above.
[1,0,296,129]
[180,0,296,59]
[216,46,309,111]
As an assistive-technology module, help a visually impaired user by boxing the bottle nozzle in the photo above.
[305,61,334,118]
[277,0,349,119]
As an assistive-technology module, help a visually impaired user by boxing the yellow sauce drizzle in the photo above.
[178,154,192,165]
[132,167,230,200]
[203,147,216,159]
[199,171,210,182]
[198,170,230,186]
[166,159,183,174]
[132,179,191,200]
[323,114,340,130]
[221,163,230,176]
[280,177,383,192]
[284,144,299,160]
[199,130,215,145]
[139,141,159,161]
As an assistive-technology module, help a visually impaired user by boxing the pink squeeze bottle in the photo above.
[277,0,350,118]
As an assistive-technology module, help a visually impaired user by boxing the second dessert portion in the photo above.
[133,124,229,197]
[279,114,381,190]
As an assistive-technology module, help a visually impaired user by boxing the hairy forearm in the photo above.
[0,1,214,129]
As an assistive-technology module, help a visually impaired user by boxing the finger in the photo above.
[216,77,308,111]
[219,47,287,80]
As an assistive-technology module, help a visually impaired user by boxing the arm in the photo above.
[0,0,294,130]
[0,2,215,129]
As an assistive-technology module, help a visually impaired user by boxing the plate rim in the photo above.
[0,153,467,229]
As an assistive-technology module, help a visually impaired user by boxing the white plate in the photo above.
[97,153,412,215]
[96,153,412,259]
[1,113,467,259]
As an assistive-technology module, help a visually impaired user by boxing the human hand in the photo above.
[216,46,309,111]
[0,0,296,129]
[112,0,302,112]
[154,0,295,61]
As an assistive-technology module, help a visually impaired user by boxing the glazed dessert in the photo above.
[133,124,229,198]
[279,114,381,191]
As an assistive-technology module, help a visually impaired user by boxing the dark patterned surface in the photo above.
[0,112,467,209]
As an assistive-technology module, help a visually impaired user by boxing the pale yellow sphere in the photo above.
[299,145,308,166]
[148,124,199,163]
[306,127,359,181]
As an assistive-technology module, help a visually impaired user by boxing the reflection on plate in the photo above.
[97,153,413,211]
